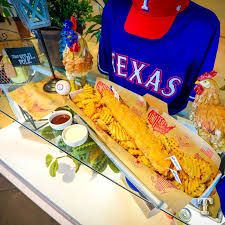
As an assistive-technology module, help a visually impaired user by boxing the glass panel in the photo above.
[0,117,190,225]
[0,112,191,224]
[1,36,222,225]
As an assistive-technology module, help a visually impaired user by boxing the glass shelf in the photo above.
[1,41,224,225]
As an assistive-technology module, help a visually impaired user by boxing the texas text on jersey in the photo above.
[112,52,183,98]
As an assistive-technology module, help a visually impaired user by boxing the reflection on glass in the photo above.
[0,39,205,225]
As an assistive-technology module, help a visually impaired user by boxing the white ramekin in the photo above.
[62,124,88,147]
[48,110,73,131]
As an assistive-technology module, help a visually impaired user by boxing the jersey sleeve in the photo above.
[98,1,112,75]
[188,22,220,101]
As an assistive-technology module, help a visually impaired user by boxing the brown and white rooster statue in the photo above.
[190,71,225,153]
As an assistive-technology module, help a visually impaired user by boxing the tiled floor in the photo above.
[0,174,59,225]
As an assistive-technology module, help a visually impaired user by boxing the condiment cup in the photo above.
[62,124,88,147]
[49,110,72,131]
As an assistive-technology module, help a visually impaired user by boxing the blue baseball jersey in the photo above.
[98,0,220,115]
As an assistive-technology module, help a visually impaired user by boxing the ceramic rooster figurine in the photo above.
[190,71,225,153]
[61,16,93,91]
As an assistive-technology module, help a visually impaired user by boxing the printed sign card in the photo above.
[5,46,40,67]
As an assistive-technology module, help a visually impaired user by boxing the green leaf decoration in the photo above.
[41,126,55,140]
[72,141,96,156]
[0,0,12,7]
[47,0,93,28]
[3,8,10,17]
[46,154,53,167]
[89,146,103,164]
[71,158,81,173]
[87,14,101,24]
[58,138,66,149]
[108,159,120,173]
[52,129,62,138]
[92,154,108,173]
[85,23,97,36]
[72,158,81,165]
[57,138,72,153]
[49,160,59,177]
[75,164,81,173]
[90,30,100,39]
[72,147,88,156]
[76,151,91,163]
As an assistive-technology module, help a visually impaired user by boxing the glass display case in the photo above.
[0,37,224,225]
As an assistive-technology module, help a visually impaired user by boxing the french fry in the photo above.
[72,89,218,198]
[83,83,94,94]
[83,102,95,118]
[96,119,108,131]
[100,108,114,125]
[120,140,137,150]
[108,121,130,141]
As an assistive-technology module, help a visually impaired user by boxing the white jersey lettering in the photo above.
[117,55,128,77]
[112,52,116,73]
[112,52,183,98]
[144,69,161,92]
[161,77,183,97]
[142,0,150,11]
[128,60,148,84]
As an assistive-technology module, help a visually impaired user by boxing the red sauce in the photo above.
[51,114,70,125]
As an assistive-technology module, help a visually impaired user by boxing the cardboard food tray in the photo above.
[73,114,164,209]
[66,77,222,213]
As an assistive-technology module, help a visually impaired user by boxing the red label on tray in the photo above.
[136,100,144,108]
[151,174,178,194]
[177,134,191,148]
[195,153,203,160]
[131,106,143,117]
[200,145,213,159]
[148,110,175,134]
[96,81,110,97]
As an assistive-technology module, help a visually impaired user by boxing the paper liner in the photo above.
[66,77,221,212]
